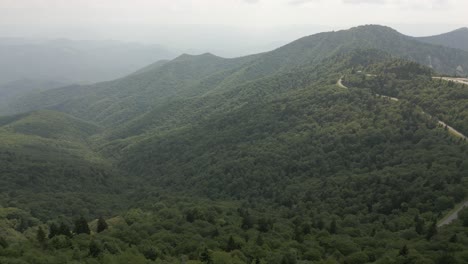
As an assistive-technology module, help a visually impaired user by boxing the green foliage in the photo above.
[459,207,468,226]
[36,227,46,245]
[0,27,467,263]
[97,217,108,233]
[74,216,91,235]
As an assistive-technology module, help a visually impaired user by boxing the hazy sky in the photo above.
[1,0,467,56]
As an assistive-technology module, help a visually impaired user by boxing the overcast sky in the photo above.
[1,0,467,56]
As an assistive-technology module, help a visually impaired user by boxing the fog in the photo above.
[1,0,467,57]
[0,0,466,90]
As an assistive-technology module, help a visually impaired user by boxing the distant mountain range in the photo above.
[0,38,176,85]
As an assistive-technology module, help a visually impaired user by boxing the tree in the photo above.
[97,217,108,233]
[399,245,409,256]
[256,234,264,246]
[48,223,59,239]
[226,235,238,252]
[258,218,272,232]
[329,219,337,234]
[58,222,72,237]
[459,207,468,227]
[0,236,8,248]
[426,221,437,240]
[36,226,46,245]
[241,213,254,230]
[414,215,424,235]
[436,252,457,264]
[74,216,90,235]
[89,240,101,257]
[200,248,213,264]
[449,234,458,243]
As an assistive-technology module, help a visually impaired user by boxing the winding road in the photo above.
[433,77,468,86]
[337,76,348,89]
[438,200,468,227]
[337,75,468,227]
[337,76,467,140]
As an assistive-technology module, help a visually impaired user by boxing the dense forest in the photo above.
[1,25,468,263]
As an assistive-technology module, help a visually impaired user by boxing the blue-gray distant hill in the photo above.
[417,27,468,52]
[0,38,176,85]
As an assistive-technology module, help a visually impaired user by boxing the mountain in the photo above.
[1,25,468,263]
[417,27,468,52]
[8,53,261,124]
[0,79,70,115]
[0,110,126,219]
[0,38,176,85]
[7,25,468,121]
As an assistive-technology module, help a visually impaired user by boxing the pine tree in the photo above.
[449,234,458,243]
[200,248,213,264]
[414,215,424,235]
[74,216,90,235]
[48,223,59,239]
[97,217,108,233]
[399,245,409,256]
[89,240,101,257]
[426,221,437,240]
[329,219,337,234]
[256,234,264,246]
[36,226,46,245]
[241,213,254,230]
[226,235,237,252]
[59,222,72,237]
[0,236,8,248]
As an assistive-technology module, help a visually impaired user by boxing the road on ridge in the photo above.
[438,200,468,227]
[433,76,468,85]
[338,75,468,226]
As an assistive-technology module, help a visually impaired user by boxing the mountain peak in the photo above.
[175,52,221,61]
[349,24,401,35]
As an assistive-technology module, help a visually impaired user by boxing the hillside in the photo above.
[9,53,261,125]
[1,26,468,263]
[0,110,126,219]
[417,27,468,52]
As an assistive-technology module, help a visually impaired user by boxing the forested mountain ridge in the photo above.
[8,53,261,127]
[6,25,468,121]
[0,110,129,220]
[417,27,468,52]
[1,26,468,263]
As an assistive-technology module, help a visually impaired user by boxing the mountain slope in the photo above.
[417,27,468,52]
[0,110,125,219]
[10,53,260,126]
[8,25,468,122]
[1,31,468,262]
[228,25,468,82]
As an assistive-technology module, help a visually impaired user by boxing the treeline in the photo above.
[1,199,468,263]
